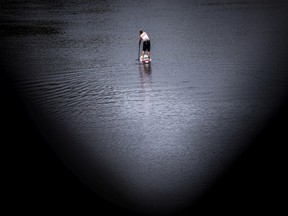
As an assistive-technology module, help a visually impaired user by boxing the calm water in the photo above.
[2,0,288,214]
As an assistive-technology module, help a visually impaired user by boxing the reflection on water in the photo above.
[139,62,152,75]
[138,62,153,135]
[139,62,152,86]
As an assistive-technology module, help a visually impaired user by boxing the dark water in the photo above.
[2,0,288,215]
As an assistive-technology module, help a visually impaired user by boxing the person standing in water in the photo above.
[139,30,151,60]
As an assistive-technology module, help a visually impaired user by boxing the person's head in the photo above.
[139,30,143,35]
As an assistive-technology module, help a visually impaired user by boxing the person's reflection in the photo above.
[139,63,152,119]
[139,63,152,89]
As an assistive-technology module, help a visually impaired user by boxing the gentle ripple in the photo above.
[2,0,288,214]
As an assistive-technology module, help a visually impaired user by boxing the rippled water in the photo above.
[2,0,288,214]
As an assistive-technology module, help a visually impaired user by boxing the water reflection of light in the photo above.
[139,62,152,77]
[139,62,152,121]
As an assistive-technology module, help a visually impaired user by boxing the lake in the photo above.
[2,0,288,215]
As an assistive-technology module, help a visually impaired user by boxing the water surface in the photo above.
[1,0,288,215]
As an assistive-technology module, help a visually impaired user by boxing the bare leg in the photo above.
[142,51,145,59]
[148,51,150,59]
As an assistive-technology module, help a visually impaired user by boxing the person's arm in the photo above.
[139,37,142,47]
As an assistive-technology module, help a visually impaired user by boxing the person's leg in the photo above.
[147,41,151,59]
[142,41,148,59]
